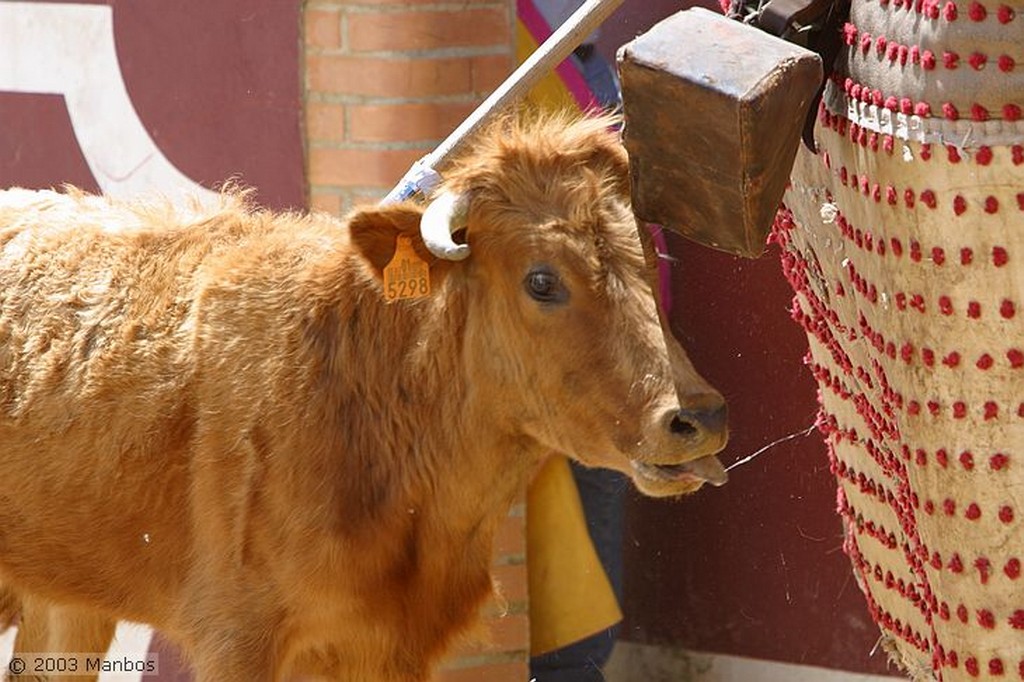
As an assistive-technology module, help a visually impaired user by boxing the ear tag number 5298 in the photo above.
[383,235,430,301]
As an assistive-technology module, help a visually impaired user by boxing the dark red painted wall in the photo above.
[599,4,889,674]
[0,93,100,193]
[0,0,304,210]
[624,236,888,673]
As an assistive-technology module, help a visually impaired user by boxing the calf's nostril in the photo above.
[669,414,699,437]
[672,403,729,437]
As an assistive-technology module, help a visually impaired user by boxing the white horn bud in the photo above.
[420,191,470,261]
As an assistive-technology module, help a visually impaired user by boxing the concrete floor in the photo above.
[604,642,906,682]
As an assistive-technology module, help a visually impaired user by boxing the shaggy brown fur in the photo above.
[0,114,726,681]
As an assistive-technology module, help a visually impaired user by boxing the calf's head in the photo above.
[352,114,728,496]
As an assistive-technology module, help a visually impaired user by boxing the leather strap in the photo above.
[760,0,837,38]
[732,0,850,148]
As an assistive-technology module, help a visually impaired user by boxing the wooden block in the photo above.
[617,8,822,257]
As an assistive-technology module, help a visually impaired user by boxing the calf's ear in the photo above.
[589,138,631,199]
[347,203,455,281]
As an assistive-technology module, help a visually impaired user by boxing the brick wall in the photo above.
[301,2,529,680]
[433,502,529,682]
[304,0,515,214]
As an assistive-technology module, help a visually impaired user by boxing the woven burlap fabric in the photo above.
[778,1,1024,679]
[842,6,1024,112]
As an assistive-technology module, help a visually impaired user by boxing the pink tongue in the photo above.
[683,455,728,487]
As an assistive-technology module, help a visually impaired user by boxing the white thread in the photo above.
[725,422,818,472]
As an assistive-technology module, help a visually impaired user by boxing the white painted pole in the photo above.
[383,0,626,204]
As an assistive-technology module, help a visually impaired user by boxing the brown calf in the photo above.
[0,114,727,681]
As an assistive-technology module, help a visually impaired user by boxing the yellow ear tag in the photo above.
[383,235,430,301]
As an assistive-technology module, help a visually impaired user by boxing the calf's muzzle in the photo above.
[644,396,730,490]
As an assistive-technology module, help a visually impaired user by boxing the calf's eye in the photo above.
[524,268,567,304]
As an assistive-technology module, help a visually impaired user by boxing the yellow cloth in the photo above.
[527,456,623,656]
